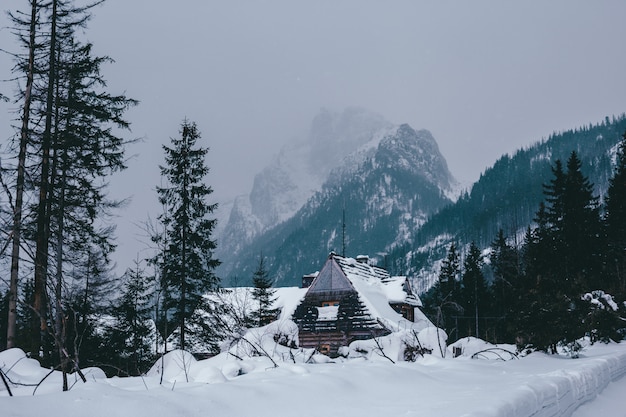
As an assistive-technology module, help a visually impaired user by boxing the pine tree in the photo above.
[490,229,519,342]
[5,1,136,371]
[154,120,220,351]
[63,247,116,369]
[439,243,460,297]
[561,151,602,289]
[108,259,154,375]
[0,291,9,350]
[421,243,463,340]
[251,255,280,327]
[520,152,603,352]
[542,159,568,281]
[5,0,38,350]
[461,241,488,338]
[605,131,626,297]
[490,232,518,307]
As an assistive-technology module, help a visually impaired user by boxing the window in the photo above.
[318,344,330,355]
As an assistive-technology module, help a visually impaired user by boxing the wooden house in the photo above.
[291,252,431,356]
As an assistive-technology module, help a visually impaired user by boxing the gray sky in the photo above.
[2,1,626,272]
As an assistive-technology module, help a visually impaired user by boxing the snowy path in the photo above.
[2,343,626,417]
[464,344,626,417]
[572,374,626,416]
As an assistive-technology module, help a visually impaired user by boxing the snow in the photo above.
[573,369,626,416]
[207,286,307,322]
[333,256,432,332]
[582,290,619,311]
[317,305,339,320]
[2,340,626,417]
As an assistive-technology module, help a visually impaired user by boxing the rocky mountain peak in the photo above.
[217,107,394,260]
[376,125,455,192]
[216,108,459,285]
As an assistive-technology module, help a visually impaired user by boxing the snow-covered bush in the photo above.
[147,350,196,382]
[412,327,448,358]
[581,290,624,343]
[447,337,517,360]
[347,327,448,362]
[227,320,301,364]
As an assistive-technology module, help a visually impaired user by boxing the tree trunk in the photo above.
[180,127,189,351]
[8,0,37,350]
[32,0,58,359]
[55,164,68,390]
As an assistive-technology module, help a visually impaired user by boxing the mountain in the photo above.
[216,107,393,265]
[217,117,458,287]
[385,115,626,293]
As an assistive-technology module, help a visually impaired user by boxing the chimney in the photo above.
[302,273,317,288]
[356,255,370,264]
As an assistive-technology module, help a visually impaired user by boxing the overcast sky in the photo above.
[2,1,626,271]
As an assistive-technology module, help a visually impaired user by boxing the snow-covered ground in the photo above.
[572,372,626,416]
[2,337,625,417]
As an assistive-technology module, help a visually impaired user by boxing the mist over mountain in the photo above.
[216,110,457,286]
[216,108,393,268]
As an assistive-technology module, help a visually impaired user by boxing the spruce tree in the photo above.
[251,255,279,327]
[521,153,603,352]
[439,243,461,297]
[461,242,488,338]
[561,151,602,289]
[490,229,519,341]
[63,247,116,370]
[108,259,154,375]
[6,1,136,370]
[605,131,626,297]
[421,243,463,340]
[154,120,220,351]
[5,0,38,350]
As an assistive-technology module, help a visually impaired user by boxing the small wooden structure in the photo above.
[292,252,425,356]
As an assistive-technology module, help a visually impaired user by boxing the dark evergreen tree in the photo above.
[5,0,39,350]
[439,243,461,297]
[561,152,602,289]
[519,153,605,353]
[605,131,626,297]
[421,243,463,341]
[251,255,280,327]
[580,290,623,344]
[0,291,9,350]
[63,247,116,370]
[107,259,154,376]
[490,229,520,342]
[15,280,37,351]
[461,241,488,338]
[5,1,136,376]
[154,120,220,351]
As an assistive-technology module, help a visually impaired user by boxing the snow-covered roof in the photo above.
[305,254,432,332]
[380,276,422,307]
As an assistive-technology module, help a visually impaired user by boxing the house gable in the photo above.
[306,256,355,296]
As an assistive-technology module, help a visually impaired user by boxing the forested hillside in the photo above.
[387,115,626,283]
